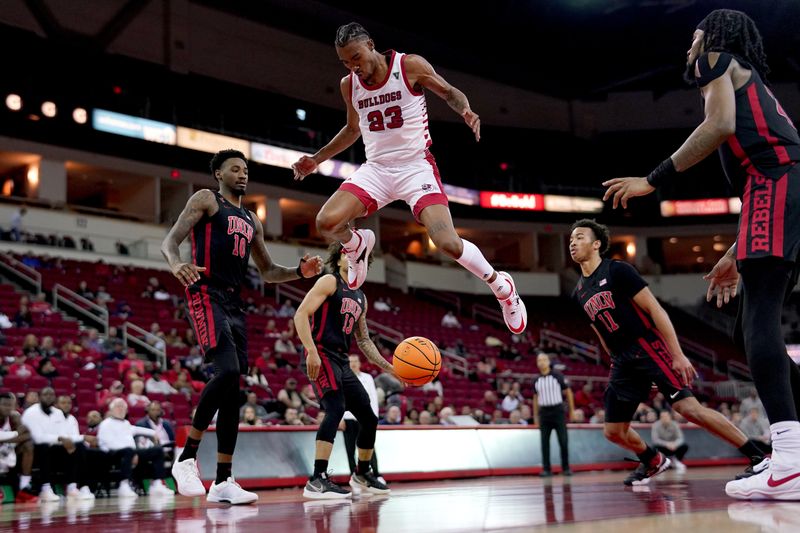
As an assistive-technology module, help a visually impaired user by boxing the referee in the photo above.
[533,353,575,477]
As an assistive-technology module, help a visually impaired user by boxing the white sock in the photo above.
[770,421,800,465]
[67,482,77,492]
[455,240,508,299]
[19,475,31,490]
[152,479,164,487]
[342,231,361,253]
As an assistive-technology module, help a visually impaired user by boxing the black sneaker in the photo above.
[540,470,553,478]
[735,456,770,480]
[349,472,390,495]
[303,473,351,499]
[623,453,671,486]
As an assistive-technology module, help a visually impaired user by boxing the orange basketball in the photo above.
[393,336,441,386]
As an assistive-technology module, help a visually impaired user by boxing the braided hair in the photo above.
[698,9,770,81]
[335,22,371,48]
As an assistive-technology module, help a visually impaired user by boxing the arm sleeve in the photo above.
[131,425,157,438]
[651,422,667,446]
[675,424,685,445]
[695,52,734,88]
[609,261,648,298]
[21,409,59,445]
[68,417,85,443]
[556,373,569,391]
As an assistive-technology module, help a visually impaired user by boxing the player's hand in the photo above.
[299,254,324,278]
[292,156,318,181]
[672,354,698,387]
[601,177,655,209]
[462,108,481,142]
[306,349,322,381]
[704,254,739,308]
[171,262,206,287]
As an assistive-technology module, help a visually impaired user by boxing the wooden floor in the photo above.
[1,467,798,532]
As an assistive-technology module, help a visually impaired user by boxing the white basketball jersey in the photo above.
[350,51,431,164]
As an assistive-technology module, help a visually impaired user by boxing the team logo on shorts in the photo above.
[421,183,433,192]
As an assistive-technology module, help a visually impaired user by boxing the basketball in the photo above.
[392,336,442,386]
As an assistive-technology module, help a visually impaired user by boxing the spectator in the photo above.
[652,410,689,473]
[136,402,175,454]
[482,390,499,412]
[153,287,171,301]
[590,408,606,424]
[97,398,174,498]
[21,334,41,357]
[573,383,594,412]
[98,380,125,411]
[520,404,533,424]
[571,409,586,423]
[114,301,132,320]
[739,390,765,419]
[373,297,391,312]
[509,409,526,425]
[472,409,487,424]
[95,285,113,306]
[106,340,126,362]
[21,391,38,410]
[274,331,296,358]
[126,379,150,409]
[277,300,296,318]
[21,388,94,501]
[37,358,59,379]
[418,410,433,425]
[277,378,304,413]
[439,407,456,426]
[9,207,26,242]
[140,285,155,299]
[739,407,771,445]
[380,405,403,425]
[422,376,444,397]
[85,411,102,435]
[240,406,264,427]
[501,382,525,412]
[146,370,178,395]
[76,281,94,300]
[246,366,269,389]
[39,336,59,358]
[264,320,280,339]
[440,311,461,329]
[0,392,36,502]
[172,371,195,396]
[240,391,268,420]
[0,309,13,329]
[254,348,277,374]
[13,303,32,328]
[9,355,35,379]
[283,408,304,426]
[374,372,404,407]
[406,409,420,425]
[118,350,145,379]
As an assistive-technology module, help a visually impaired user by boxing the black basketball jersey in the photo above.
[311,273,365,363]
[573,258,655,356]
[190,190,255,291]
[696,52,800,196]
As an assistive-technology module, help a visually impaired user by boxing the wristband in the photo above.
[296,258,307,279]
[646,157,677,188]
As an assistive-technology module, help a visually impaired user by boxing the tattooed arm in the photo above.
[250,214,323,283]
[354,299,397,376]
[403,54,480,141]
[161,189,217,287]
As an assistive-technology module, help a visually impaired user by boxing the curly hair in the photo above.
[698,9,769,81]
[570,219,610,256]
[335,22,370,48]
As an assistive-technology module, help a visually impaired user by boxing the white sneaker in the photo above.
[73,486,95,500]
[118,480,139,499]
[672,458,687,473]
[726,456,800,500]
[207,477,258,505]
[38,485,60,503]
[149,480,175,497]
[344,229,375,290]
[171,458,206,497]
[496,272,527,334]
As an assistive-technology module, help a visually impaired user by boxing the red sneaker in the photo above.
[15,488,38,503]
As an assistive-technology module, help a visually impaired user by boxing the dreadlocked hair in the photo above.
[325,241,373,274]
[699,9,769,81]
[335,22,370,47]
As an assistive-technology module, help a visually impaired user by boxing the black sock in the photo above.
[179,437,201,462]
[357,460,371,476]
[739,440,766,464]
[637,445,657,465]
[216,462,232,484]
[314,459,329,478]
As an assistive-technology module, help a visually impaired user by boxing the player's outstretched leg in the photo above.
[316,191,373,290]
[419,205,526,333]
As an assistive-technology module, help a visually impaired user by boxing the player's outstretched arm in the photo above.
[250,215,323,283]
[403,54,480,142]
[161,189,216,287]
[632,287,698,386]
[603,53,736,209]
[292,76,362,181]
[294,274,337,381]
[354,299,397,376]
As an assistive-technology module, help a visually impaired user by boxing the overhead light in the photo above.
[713,243,726,252]
[296,108,307,121]
[696,257,705,263]
[713,235,722,242]
[27,165,39,187]
[256,203,266,220]
[668,237,678,244]
[626,242,636,256]
[41,101,57,118]
[72,107,87,124]
[428,237,436,250]
[5,94,22,111]
[692,245,701,252]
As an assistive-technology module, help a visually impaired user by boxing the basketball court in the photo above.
[0,467,792,532]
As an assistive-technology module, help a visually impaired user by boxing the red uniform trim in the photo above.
[629,299,652,330]
[747,83,791,165]
[200,286,217,349]
[413,150,449,222]
[638,338,681,388]
[773,172,788,256]
[400,53,424,96]
[357,50,396,91]
[339,183,379,216]
[737,175,753,260]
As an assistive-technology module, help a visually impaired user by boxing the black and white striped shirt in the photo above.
[534,372,569,407]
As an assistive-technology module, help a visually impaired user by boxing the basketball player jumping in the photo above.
[291,22,526,335]
[295,243,394,499]
[602,9,800,499]
[570,219,767,486]
[162,149,323,504]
